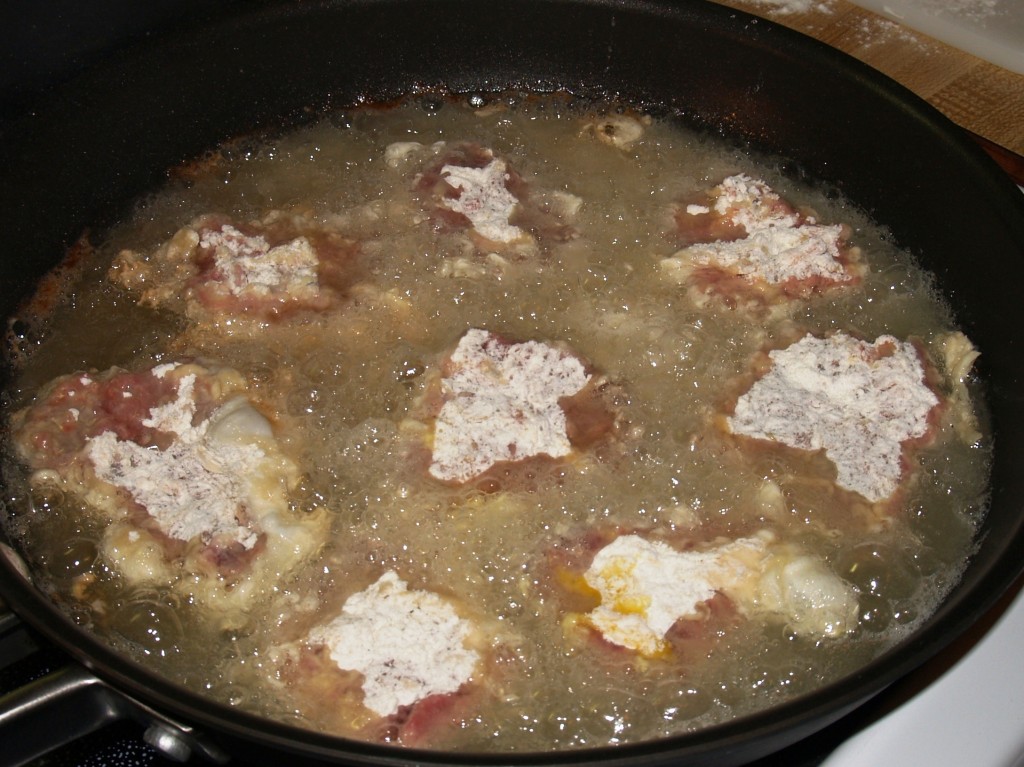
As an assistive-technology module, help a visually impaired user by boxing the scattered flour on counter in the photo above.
[921,0,1000,22]
[852,16,930,49]
[741,0,836,15]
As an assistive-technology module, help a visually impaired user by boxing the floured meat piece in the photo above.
[439,160,526,244]
[557,531,856,658]
[673,174,801,245]
[660,174,864,312]
[389,141,579,255]
[726,332,942,504]
[11,361,328,623]
[268,571,490,746]
[406,328,623,485]
[110,211,361,321]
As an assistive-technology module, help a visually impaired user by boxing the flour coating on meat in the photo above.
[584,532,857,656]
[83,365,265,547]
[711,174,800,233]
[200,225,320,299]
[109,212,361,322]
[429,329,591,483]
[728,333,940,502]
[85,377,265,548]
[440,160,524,243]
[681,224,848,283]
[308,571,480,717]
[665,174,853,287]
[12,361,329,622]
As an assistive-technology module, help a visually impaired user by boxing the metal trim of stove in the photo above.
[0,608,229,766]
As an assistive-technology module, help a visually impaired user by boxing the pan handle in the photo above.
[0,662,133,766]
[0,610,229,766]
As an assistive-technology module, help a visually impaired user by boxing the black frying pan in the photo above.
[2,1,1024,765]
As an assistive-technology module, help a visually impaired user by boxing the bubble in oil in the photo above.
[111,592,185,659]
[29,483,65,515]
[289,473,330,515]
[50,537,98,580]
[839,541,916,600]
[206,680,252,708]
[300,349,347,382]
[660,685,714,723]
[286,385,322,416]
[857,594,894,634]
[327,110,353,130]
[420,95,444,114]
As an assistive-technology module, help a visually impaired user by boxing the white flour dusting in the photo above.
[429,329,591,483]
[670,174,851,286]
[728,332,939,502]
[741,0,836,15]
[309,571,479,717]
[85,373,268,548]
[684,224,848,283]
[201,225,320,297]
[584,532,857,655]
[440,159,525,243]
[584,533,771,656]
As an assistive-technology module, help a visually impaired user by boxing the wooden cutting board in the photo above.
[711,0,1024,178]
